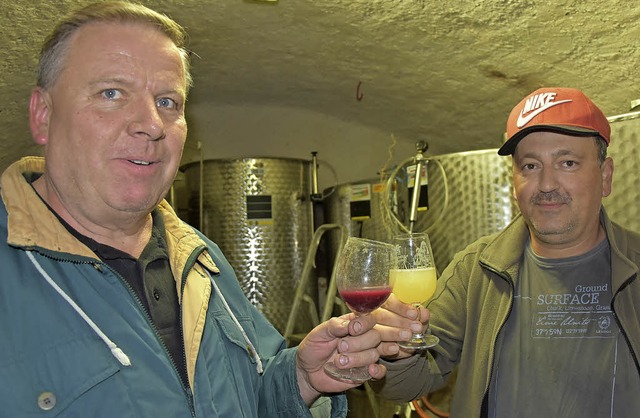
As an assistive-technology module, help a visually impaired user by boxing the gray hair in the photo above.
[594,137,608,166]
[37,1,192,91]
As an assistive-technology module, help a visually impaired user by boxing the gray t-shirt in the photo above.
[489,238,640,417]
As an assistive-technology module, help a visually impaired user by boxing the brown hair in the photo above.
[37,1,192,91]
[595,137,608,166]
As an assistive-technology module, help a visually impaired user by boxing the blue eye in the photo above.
[157,97,177,109]
[101,89,120,99]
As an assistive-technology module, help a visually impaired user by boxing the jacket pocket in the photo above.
[211,310,259,365]
[0,336,120,417]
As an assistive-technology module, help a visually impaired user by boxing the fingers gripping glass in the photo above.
[391,233,439,350]
[323,237,394,383]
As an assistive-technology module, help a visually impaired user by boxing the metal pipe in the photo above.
[607,110,640,123]
[409,141,428,233]
[310,151,322,202]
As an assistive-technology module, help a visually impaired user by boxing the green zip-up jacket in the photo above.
[376,210,640,418]
[0,157,346,417]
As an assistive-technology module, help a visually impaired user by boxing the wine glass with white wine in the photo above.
[391,232,439,349]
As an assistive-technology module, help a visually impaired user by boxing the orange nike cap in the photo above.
[498,87,610,156]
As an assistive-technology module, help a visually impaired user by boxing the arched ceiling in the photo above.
[2,0,639,172]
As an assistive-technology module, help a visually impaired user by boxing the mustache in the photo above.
[531,191,571,205]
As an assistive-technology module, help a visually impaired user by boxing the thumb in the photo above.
[306,313,355,344]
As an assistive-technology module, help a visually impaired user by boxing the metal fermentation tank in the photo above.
[322,179,396,266]
[414,149,518,270]
[182,157,314,333]
[323,149,518,272]
[603,115,640,234]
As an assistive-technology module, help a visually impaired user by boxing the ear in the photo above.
[29,87,52,145]
[601,157,614,197]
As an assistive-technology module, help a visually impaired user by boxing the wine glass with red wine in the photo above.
[323,236,394,383]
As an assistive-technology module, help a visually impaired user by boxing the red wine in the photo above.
[339,287,392,314]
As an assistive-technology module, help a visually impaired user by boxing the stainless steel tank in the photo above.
[323,149,518,271]
[414,149,518,270]
[321,178,403,321]
[322,178,396,261]
[603,114,640,234]
[182,157,314,333]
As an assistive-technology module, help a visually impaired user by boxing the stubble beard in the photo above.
[527,190,576,243]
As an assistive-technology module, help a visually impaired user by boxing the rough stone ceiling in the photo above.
[1,0,639,172]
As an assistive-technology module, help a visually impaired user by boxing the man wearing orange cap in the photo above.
[372,88,640,417]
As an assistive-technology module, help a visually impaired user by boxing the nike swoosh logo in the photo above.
[516,99,572,128]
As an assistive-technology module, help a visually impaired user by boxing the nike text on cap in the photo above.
[498,87,611,156]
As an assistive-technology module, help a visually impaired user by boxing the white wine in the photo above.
[390,267,437,305]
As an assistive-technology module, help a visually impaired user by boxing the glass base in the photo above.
[398,333,439,350]
[323,362,371,384]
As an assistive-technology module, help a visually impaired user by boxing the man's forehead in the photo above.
[514,133,596,158]
[63,21,186,82]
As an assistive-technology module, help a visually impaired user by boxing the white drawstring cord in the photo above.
[26,251,132,367]
[206,270,264,374]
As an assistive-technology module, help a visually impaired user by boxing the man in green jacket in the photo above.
[0,2,387,416]
[373,87,640,417]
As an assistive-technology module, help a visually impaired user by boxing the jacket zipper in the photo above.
[479,264,514,418]
[178,245,208,414]
[95,258,197,417]
[610,275,640,374]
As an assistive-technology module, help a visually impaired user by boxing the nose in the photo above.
[538,167,558,192]
[128,98,166,141]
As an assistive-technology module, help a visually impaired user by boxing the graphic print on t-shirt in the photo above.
[533,282,614,339]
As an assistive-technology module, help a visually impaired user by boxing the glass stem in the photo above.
[412,303,425,338]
